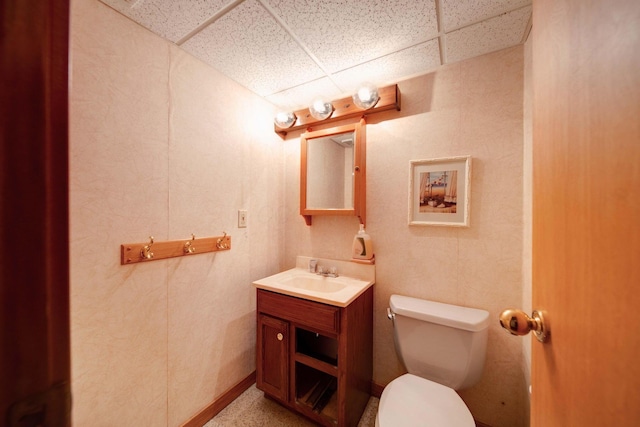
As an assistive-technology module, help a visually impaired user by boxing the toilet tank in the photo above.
[389,294,490,390]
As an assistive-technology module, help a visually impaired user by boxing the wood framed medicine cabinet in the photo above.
[300,119,366,226]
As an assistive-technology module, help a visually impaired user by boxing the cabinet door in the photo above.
[257,314,289,401]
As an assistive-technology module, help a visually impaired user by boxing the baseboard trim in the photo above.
[371,381,385,398]
[181,371,256,427]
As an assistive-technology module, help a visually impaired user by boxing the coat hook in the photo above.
[141,236,154,260]
[184,233,196,254]
[216,232,229,249]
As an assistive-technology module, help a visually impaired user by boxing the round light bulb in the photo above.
[352,84,380,109]
[309,99,334,120]
[274,111,296,128]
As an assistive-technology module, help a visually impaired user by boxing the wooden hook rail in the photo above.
[120,233,231,265]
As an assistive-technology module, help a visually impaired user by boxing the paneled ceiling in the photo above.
[99,0,532,110]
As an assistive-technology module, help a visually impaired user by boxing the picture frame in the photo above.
[409,156,471,227]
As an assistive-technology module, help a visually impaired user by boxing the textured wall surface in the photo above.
[69,1,283,425]
[283,46,527,427]
[70,1,527,425]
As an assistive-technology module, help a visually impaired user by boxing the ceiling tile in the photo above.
[181,0,325,97]
[331,39,441,93]
[263,0,439,73]
[265,78,343,111]
[98,0,531,110]
[99,0,230,42]
[441,0,531,31]
[444,6,531,63]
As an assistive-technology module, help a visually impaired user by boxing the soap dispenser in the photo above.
[352,224,374,260]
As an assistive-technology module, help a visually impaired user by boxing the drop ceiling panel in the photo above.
[263,0,439,74]
[97,0,532,110]
[181,0,325,97]
[331,39,442,94]
[99,0,230,42]
[441,0,531,31]
[445,6,531,63]
[265,78,343,112]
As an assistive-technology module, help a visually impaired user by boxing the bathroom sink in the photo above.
[253,257,375,307]
[280,275,347,293]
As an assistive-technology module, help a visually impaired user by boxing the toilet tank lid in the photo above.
[390,295,490,331]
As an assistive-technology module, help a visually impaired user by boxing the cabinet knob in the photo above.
[276,333,284,341]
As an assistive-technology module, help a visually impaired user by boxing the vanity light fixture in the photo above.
[274,111,297,129]
[273,83,400,137]
[309,98,334,120]
[352,83,380,110]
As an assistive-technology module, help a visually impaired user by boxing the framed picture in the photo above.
[409,156,471,227]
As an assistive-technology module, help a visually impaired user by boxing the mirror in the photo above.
[306,130,354,210]
[300,120,366,226]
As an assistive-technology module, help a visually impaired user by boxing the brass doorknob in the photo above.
[276,333,283,341]
[499,309,549,343]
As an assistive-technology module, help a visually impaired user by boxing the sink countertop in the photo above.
[253,256,375,307]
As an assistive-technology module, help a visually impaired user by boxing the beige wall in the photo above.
[69,1,283,425]
[284,46,527,427]
[70,1,528,426]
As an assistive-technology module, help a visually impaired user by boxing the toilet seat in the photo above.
[376,374,475,427]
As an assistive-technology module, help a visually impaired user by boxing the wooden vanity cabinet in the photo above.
[256,287,373,427]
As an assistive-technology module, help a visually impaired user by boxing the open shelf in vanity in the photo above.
[295,361,338,421]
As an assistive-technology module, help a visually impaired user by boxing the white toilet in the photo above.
[376,294,490,427]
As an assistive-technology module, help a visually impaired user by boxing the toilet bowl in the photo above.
[376,295,489,427]
[376,374,475,427]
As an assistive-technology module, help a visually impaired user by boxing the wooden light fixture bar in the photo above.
[275,84,400,137]
[120,233,231,265]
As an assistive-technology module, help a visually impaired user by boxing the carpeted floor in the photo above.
[204,384,379,427]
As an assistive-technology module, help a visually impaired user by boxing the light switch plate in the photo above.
[238,210,247,228]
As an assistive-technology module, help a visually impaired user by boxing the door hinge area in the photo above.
[8,382,71,427]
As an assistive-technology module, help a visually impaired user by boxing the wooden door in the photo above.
[0,0,71,425]
[257,314,289,401]
[531,0,640,425]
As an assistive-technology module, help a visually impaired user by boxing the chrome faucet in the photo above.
[316,266,338,278]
